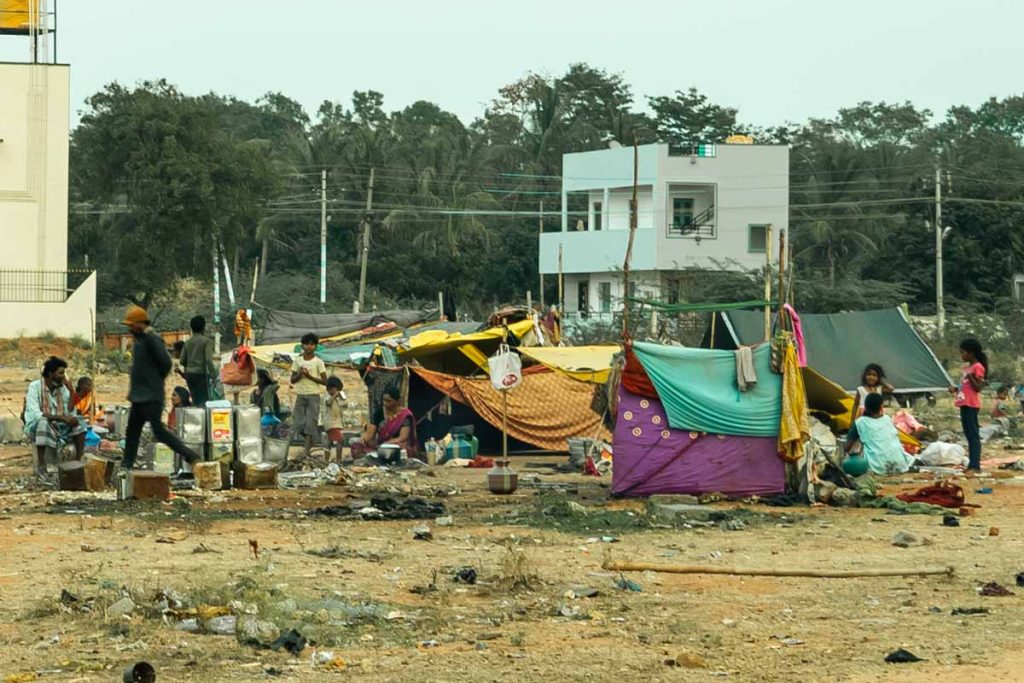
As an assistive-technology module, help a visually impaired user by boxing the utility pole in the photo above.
[621,132,640,337]
[538,200,544,309]
[935,166,945,339]
[357,168,375,313]
[320,169,327,305]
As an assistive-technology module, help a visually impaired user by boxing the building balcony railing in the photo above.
[0,269,93,303]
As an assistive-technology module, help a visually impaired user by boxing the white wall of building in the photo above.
[0,63,70,271]
[0,62,94,341]
[0,272,96,342]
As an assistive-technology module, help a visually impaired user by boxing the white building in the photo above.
[539,142,788,318]
[0,60,96,341]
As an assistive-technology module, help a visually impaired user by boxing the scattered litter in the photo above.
[206,615,238,635]
[989,527,1000,537]
[772,636,804,646]
[557,604,590,620]
[412,526,433,541]
[192,543,220,554]
[723,519,747,531]
[951,607,989,616]
[122,661,156,683]
[614,576,643,592]
[80,543,100,552]
[927,606,942,614]
[270,629,307,656]
[978,581,1014,597]
[885,648,923,663]
[312,495,446,520]
[237,615,280,646]
[891,531,924,548]
[942,515,960,527]
[975,487,993,495]
[475,642,488,651]
[107,597,136,618]
[1016,572,1024,588]
[418,639,441,648]
[175,618,200,633]
[567,586,600,599]
[453,567,477,585]
[311,650,344,668]
[665,651,707,668]
[435,515,454,526]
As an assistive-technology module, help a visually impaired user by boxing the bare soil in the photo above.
[1,344,1024,682]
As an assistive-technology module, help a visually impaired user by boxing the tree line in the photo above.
[67,64,1024,323]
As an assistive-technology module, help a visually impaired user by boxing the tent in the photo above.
[518,345,619,384]
[364,364,610,453]
[703,307,951,393]
[611,341,853,498]
[258,308,432,345]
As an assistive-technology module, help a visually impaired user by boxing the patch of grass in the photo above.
[38,330,58,344]
[496,542,540,592]
[70,334,93,350]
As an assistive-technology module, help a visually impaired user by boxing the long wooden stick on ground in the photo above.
[603,560,955,579]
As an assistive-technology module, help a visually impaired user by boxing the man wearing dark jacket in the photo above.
[121,305,201,470]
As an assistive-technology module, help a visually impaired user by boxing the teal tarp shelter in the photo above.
[702,307,951,393]
[632,341,782,437]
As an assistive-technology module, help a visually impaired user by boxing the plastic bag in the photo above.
[487,344,522,391]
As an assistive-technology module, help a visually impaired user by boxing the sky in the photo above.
[1,0,1022,129]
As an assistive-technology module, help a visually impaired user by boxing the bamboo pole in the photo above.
[603,560,955,579]
[765,225,770,339]
[621,132,640,338]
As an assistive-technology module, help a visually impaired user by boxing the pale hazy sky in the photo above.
[1,0,1021,128]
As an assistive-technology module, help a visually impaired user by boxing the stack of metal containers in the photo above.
[234,405,262,464]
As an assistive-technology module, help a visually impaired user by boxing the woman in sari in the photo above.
[350,386,418,459]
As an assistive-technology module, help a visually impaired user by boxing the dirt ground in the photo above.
[2,344,1024,682]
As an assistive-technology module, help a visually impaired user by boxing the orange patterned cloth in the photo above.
[412,366,610,451]
[234,309,252,343]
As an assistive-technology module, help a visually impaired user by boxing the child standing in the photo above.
[854,363,895,417]
[290,333,327,458]
[323,376,347,462]
[952,338,988,472]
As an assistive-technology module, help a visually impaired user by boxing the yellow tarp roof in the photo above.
[400,318,535,358]
[519,345,619,384]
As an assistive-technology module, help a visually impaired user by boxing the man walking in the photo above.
[179,315,216,406]
[121,305,200,470]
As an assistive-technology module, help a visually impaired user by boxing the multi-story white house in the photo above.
[538,141,788,318]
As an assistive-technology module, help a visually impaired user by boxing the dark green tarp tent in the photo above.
[703,307,951,393]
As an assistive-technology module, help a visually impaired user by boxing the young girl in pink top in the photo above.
[952,338,988,472]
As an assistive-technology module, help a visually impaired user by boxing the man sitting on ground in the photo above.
[23,356,87,479]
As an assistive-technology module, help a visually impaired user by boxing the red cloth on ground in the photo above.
[895,481,971,509]
[467,456,494,468]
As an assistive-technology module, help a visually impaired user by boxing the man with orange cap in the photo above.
[121,305,200,471]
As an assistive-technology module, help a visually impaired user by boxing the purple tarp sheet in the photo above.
[612,389,785,497]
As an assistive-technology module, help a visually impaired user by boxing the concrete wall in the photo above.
[539,227,656,275]
[562,270,660,316]
[0,63,70,272]
[0,272,96,342]
[656,144,788,271]
[548,143,789,275]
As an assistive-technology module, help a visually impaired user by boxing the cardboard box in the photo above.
[129,472,171,501]
[233,462,278,489]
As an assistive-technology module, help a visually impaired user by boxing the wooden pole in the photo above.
[357,167,375,312]
[621,132,640,338]
[709,312,716,349]
[558,243,564,314]
[501,319,509,459]
[603,560,955,579]
[763,224,773,341]
[539,201,545,309]
[438,291,444,320]
[777,229,786,319]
